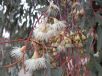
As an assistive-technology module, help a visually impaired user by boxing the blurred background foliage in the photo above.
[0,0,49,39]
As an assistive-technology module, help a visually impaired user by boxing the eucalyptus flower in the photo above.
[33,22,59,42]
[25,57,47,72]
[50,18,66,31]
[10,46,26,59]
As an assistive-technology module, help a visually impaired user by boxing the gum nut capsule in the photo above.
[74,14,79,20]
[52,62,56,67]
[64,36,67,40]
[79,9,84,15]
[81,34,86,40]
[76,10,80,15]
[80,50,84,54]
[52,43,56,46]
[20,46,26,52]
[32,50,39,59]
[68,38,72,43]
[78,43,83,47]
[60,31,64,35]
[70,31,74,35]
[56,38,61,43]
[52,48,56,52]
[66,33,70,36]
[53,51,57,56]
[51,43,54,46]
[55,43,58,46]
[61,40,65,45]
[65,43,72,48]
[75,34,80,41]
[72,9,76,14]
[65,39,68,43]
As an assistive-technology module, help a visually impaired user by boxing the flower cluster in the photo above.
[9,1,88,73]
[33,17,66,42]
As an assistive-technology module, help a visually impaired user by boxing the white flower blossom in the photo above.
[10,47,23,59]
[50,18,66,31]
[33,22,58,42]
[25,57,47,72]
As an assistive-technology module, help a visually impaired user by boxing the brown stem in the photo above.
[3,46,26,68]
[32,41,39,58]
[3,56,23,68]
